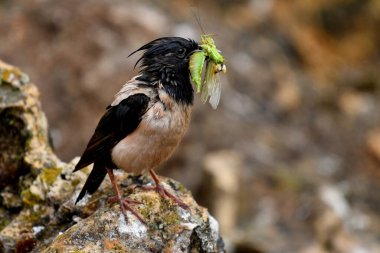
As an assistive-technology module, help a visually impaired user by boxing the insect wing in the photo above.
[207,62,221,109]
[209,73,221,109]
[201,61,221,109]
[200,60,212,104]
[201,61,210,103]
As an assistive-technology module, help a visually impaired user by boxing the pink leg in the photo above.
[107,168,146,224]
[140,169,189,209]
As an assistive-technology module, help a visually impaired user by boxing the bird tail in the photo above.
[75,163,107,204]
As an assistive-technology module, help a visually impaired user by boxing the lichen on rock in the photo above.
[41,176,224,253]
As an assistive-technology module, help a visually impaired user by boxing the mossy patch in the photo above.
[69,250,85,253]
[21,188,43,206]
[0,66,30,86]
[138,195,157,220]
[0,208,11,230]
[40,167,62,185]
[160,198,181,226]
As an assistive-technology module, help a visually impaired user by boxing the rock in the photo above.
[41,176,224,253]
[0,59,87,252]
[0,60,56,251]
[0,60,58,188]
[2,171,225,253]
[0,60,225,253]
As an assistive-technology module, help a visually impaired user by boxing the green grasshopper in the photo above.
[189,34,226,109]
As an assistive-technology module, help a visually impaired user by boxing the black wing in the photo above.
[74,93,150,203]
[74,93,151,172]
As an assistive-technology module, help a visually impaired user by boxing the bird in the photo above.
[73,37,202,223]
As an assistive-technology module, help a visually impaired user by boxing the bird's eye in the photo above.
[177,48,186,57]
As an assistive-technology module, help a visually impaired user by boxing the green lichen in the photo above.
[70,177,81,187]
[0,208,11,230]
[26,205,48,223]
[0,66,30,86]
[138,196,156,219]
[69,250,85,253]
[21,188,43,206]
[176,182,186,192]
[160,198,181,226]
[40,167,62,185]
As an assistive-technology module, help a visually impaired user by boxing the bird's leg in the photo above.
[140,169,189,209]
[106,168,146,224]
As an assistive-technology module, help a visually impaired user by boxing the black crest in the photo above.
[130,37,200,105]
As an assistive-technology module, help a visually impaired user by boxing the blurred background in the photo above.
[1,0,380,252]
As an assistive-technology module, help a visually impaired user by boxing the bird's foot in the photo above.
[137,169,189,209]
[140,184,189,209]
[108,196,146,224]
[106,168,146,224]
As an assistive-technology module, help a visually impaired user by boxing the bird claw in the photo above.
[108,196,142,205]
[138,184,189,210]
[108,196,146,224]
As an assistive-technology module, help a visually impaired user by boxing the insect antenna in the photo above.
[190,5,207,36]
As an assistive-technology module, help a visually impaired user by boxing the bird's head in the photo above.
[130,37,200,104]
